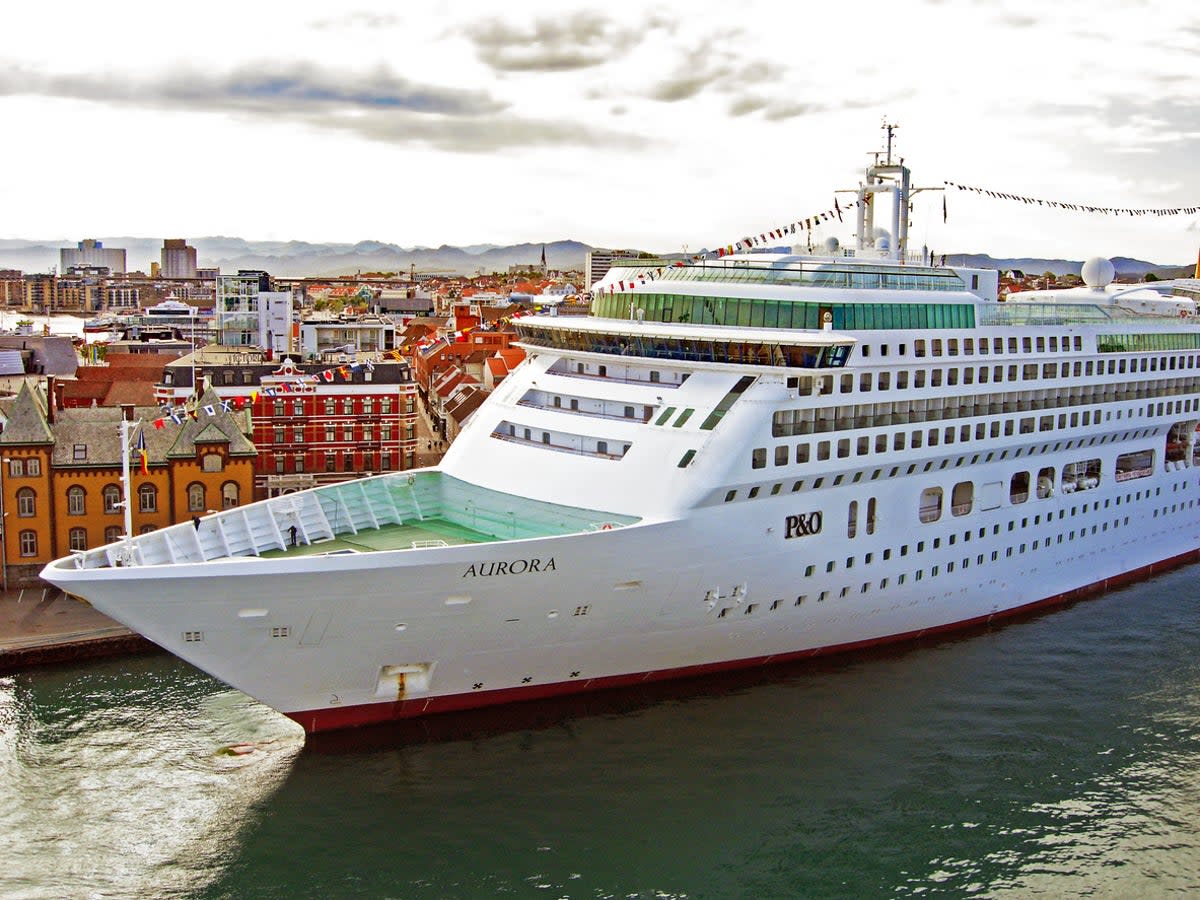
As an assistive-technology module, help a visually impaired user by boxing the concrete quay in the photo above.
[0,586,156,672]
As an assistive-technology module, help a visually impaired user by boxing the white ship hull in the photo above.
[45,453,1200,732]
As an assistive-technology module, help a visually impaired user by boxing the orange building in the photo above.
[0,383,256,588]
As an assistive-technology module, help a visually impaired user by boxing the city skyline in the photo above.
[3,0,1198,264]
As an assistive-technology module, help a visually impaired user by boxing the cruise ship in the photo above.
[41,149,1200,733]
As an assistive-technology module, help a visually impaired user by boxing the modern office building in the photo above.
[215,271,295,353]
[161,239,198,279]
[584,248,650,290]
[60,239,126,275]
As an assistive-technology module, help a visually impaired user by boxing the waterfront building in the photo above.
[161,239,198,279]
[60,240,126,276]
[0,383,255,587]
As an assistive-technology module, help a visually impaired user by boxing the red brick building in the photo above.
[155,347,419,499]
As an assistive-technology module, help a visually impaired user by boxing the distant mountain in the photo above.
[943,253,1189,279]
[1,238,1190,280]
[0,237,594,277]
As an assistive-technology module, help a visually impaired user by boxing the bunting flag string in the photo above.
[595,194,878,295]
[943,181,1200,217]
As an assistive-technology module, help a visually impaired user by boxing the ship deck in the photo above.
[48,470,639,572]
[259,517,495,558]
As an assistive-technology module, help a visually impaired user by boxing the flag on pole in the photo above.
[133,427,149,475]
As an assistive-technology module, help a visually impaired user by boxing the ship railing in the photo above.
[516,399,654,422]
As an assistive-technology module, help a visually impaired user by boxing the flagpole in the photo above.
[120,419,134,556]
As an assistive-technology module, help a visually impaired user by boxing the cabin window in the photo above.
[951,482,973,516]
[919,487,943,523]
[1036,467,1056,499]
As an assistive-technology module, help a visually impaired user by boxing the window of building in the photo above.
[73,444,87,461]
[381,398,393,414]
[222,482,239,509]
[137,484,157,513]
[325,454,336,472]
[103,484,121,514]
[324,399,336,415]
[273,427,286,444]
[343,453,355,471]
[342,399,354,415]
[67,486,86,515]
[69,527,87,551]
[202,453,224,473]
[19,530,37,557]
[16,488,35,517]
[188,483,206,512]
[273,400,285,416]
[7,459,23,477]
[104,526,122,544]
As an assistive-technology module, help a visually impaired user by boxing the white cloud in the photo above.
[0,0,1197,263]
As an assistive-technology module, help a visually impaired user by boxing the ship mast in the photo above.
[844,122,942,263]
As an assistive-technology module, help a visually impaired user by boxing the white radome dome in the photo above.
[1081,257,1115,289]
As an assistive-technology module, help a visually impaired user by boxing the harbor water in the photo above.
[3,565,1200,899]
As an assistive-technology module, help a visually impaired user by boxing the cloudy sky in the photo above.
[3,0,1199,263]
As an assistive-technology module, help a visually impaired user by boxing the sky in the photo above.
[2,0,1199,264]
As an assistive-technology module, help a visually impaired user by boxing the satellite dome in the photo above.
[1081,257,1115,289]
[823,236,841,254]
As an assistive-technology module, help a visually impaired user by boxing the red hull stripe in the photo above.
[286,547,1200,734]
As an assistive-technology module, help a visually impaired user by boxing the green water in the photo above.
[3,565,1200,898]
